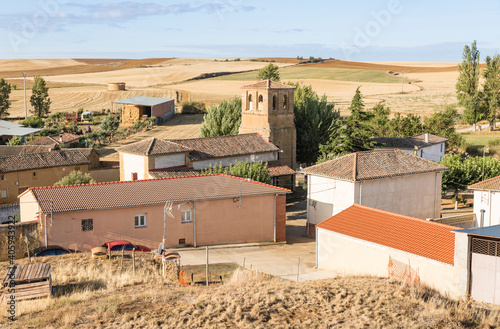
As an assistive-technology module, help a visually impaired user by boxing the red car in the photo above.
[101,240,151,252]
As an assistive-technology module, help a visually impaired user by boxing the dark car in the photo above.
[101,240,151,252]
[30,245,74,257]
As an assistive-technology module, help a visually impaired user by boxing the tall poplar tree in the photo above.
[30,75,51,117]
[456,41,482,131]
[482,54,500,130]
[0,78,11,118]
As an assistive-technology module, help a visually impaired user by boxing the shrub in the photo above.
[181,101,207,114]
[488,138,500,147]
[21,116,44,128]
[6,135,22,145]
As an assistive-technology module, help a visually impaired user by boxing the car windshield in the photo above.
[110,244,134,251]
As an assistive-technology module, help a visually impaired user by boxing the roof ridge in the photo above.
[469,175,500,189]
[352,153,357,181]
[170,133,259,142]
[146,137,156,155]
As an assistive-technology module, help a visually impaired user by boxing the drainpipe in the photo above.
[315,226,319,269]
[274,194,277,242]
[489,191,492,226]
[359,181,363,205]
[480,209,485,227]
[44,214,48,247]
[434,172,438,219]
[193,202,197,247]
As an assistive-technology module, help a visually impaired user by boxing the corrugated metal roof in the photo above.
[113,96,174,107]
[453,225,500,238]
[0,120,42,137]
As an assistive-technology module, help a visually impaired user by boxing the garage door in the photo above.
[470,238,500,305]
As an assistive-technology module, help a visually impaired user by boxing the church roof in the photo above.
[241,80,296,90]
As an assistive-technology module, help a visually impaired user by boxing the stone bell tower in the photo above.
[239,80,297,169]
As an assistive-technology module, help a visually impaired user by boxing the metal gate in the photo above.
[470,238,500,305]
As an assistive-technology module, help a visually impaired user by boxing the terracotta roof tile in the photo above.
[171,133,278,161]
[302,149,447,181]
[469,175,500,191]
[240,80,296,89]
[26,174,290,213]
[117,137,192,156]
[317,204,458,265]
[267,161,296,177]
[26,132,80,146]
[0,150,90,173]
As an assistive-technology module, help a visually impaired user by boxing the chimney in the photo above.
[267,79,270,88]
[131,172,138,181]
[424,133,429,143]
[413,145,418,156]
[59,134,63,143]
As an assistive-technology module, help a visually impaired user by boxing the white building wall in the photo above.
[358,172,441,219]
[122,153,146,181]
[192,152,277,170]
[473,190,500,227]
[154,154,185,169]
[307,175,355,225]
[420,143,445,162]
[317,228,465,298]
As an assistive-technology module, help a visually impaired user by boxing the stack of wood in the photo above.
[1,263,52,302]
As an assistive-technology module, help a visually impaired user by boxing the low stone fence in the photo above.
[0,203,20,224]
[0,221,40,261]
[431,213,476,229]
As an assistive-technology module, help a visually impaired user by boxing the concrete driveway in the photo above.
[175,200,336,281]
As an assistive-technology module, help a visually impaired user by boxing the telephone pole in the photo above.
[22,72,27,118]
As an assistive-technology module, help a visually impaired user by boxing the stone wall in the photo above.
[0,203,20,224]
[0,221,40,261]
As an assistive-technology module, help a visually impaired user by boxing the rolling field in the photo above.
[1,58,461,118]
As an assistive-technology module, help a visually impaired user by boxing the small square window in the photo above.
[135,214,146,227]
[179,238,186,245]
[33,172,36,177]
[0,175,5,180]
[1,190,6,199]
[82,219,93,232]
[181,210,192,223]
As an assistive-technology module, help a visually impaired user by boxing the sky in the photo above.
[1,0,499,61]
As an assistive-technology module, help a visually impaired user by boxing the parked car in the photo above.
[101,240,151,252]
[29,245,75,257]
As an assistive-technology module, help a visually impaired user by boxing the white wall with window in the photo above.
[135,214,146,227]
[181,209,192,223]
[123,153,146,181]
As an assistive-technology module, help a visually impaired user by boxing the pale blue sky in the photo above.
[1,0,499,61]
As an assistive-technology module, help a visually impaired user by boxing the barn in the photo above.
[114,96,175,125]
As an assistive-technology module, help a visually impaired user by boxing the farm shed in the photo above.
[469,175,500,228]
[316,204,469,299]
[19,174,289,251]
[113,96,175,125]
[454,225,500,305]
[0,120,41,144]
[2,263,52,301]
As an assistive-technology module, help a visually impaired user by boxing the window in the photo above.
[33,172,36,177]
[283,95,287,110]
[1,190,6,199]
[1,175,5,180]
[135,214,146,227]
[179,238,186,245]
[440,143,443,152]
[181,210,192,223]
[272,95,277,110]
[82,219,93,232]
[258,95,263,111]
[248,94,253,111]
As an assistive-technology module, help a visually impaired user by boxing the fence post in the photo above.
[132,248,136,276]
[296,258,301,282]
[206,246,209,287]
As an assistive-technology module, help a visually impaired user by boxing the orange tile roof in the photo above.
[117,137,192,155]
[240,80,296,89]
[267,161,296,177]
[302,149,447,181]
[25,174,290,214]
[26,132,80,146]
[316,204,458,265]
[469,175,500,191]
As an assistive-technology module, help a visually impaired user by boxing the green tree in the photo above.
[0,78,11,118]
[256,63,280,81]
[386,113,423,137]
[290,82,340,164]
[456,41,482,131]
[30,75,51,117]
[320,87,375,159]
[6,135,22,145]
[199,97,242,137]
[482,54,500,130]
[99,114,120,141]
[54,170,96,186]
[368,102,391,137]
[201,161,271,184]
[423,106,464,149]
[21,116,44,128]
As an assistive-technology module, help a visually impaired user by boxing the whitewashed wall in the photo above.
[317,227,466,298]
[473,190,500,227]
[154,154,186,169]
[122,153,146,181]
[420,143,445,162]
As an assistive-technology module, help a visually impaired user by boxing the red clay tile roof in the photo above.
[117,137,192,156]
[0,145,58,156]
[469,175,500,191]
[0,150,90,173]
[171,133,278,161]
[149,166,200,179]
[302,149,447,181]
[26,174,290,213]
[267,161,296,177]
[26,132,80,146]
[317,204,458,265]
[241,80,296,89]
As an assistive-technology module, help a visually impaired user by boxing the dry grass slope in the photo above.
[1,253,500,328]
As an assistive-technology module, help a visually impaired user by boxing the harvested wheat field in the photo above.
[1,253,500,328]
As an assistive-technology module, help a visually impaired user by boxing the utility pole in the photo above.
[22,72,27,118]
[401,72,405,93]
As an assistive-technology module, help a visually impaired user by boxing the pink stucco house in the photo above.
[19,174,289,252]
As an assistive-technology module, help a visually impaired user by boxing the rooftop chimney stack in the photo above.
[267,79,270,88]
[59,133,63,143]
[413,145,418,156]
[424,133,429,143]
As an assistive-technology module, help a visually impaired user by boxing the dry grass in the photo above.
[1,253,500,328]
